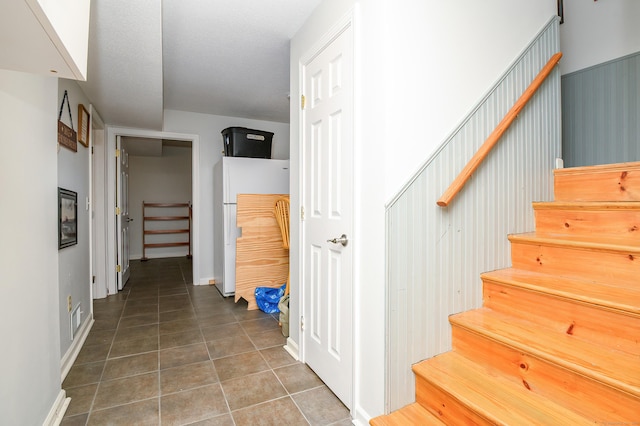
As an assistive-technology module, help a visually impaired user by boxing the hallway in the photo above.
[61,257,350,425]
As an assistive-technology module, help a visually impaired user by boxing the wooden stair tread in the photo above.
[481,268,640,317]
[451,308,640,396]
[533,201,640,210]
[413,352,592,425]
[508,231,640,253]
[369,403,445,426]
[554,161,640,176]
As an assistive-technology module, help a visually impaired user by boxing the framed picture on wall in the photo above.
[58,188,78,249]
[77,104,90,147]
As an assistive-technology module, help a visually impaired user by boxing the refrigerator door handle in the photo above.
[224,205,231,245]
[224,166,230,204]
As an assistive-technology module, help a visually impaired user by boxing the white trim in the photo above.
[105,127,200,293]
[283,337,299,361]
[299,9,355,65]
[351,4,362,423]
[90,109,108,300]
[42,389,70,426]
[351,412,372,426]
[88,107,94,304]
[60,315,94,381]
[191,131,201,286]
[197,277,214,286]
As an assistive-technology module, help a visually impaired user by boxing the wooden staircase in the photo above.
[371,162,640,425]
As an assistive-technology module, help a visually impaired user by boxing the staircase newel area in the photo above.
[372,161,640,425]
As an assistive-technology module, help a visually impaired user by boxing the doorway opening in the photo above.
[102,127,200,296]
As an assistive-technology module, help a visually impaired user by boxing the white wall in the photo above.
[0,69,62,424]
[560,0,640,74]
[291,0,557,423]
[128,146,193,259]
[384,0,557,199]
[57,78,92,358]
[162,109,290,283]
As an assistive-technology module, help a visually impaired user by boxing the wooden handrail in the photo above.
[437,52,563,207]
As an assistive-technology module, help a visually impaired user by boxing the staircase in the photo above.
[372,162,640,425]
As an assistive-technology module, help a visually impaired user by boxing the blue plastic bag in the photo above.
[254,284,286,314]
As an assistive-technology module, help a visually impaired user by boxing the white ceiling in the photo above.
[78,0,321,129]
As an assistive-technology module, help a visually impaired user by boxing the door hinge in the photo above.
[301,206,305,221]
[115,148,120,157]
[91,146,94,154]
[92,275,96,283]
[300,315,305,331]
[301,94,306,110]
[115,207,121,215]
[116,265,121,273]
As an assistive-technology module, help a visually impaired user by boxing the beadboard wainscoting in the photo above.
[385,17,562,412]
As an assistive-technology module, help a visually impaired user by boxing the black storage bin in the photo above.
[222,127,273,159]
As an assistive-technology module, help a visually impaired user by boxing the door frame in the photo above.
[298,8,358,412]
[105,127,200,295]
[115,135,131,289]
[90,107,107,300]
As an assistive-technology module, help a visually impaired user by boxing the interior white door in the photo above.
[116,136,131,289]
[302,25,354,408]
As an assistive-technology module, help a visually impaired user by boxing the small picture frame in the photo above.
[77,104,90,147]
[58,188,78,249]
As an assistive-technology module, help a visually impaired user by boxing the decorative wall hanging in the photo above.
[57,90,77,152]
[58,187,78,249]
[77,104,90,147]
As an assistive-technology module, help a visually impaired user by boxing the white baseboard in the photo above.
[283,337,299,360]
[60,314,94,382]
[198,277,215,286]
[353,405,374,426]
[42,389,70,426]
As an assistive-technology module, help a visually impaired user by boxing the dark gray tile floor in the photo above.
[61,257,351,426]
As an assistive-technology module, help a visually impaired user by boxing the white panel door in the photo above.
[116,136,131,289]
[302,24,353,408]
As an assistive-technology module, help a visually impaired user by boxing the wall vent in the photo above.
[70,304,82,339]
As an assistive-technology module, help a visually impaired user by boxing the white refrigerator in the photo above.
[213,157,290,296]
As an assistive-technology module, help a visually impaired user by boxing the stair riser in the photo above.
[414,375,497,426]
[554,166,640,201]
[451,326,640,421]
[483,280,640,355]
[534,208,640,240]
[510,242,638,286]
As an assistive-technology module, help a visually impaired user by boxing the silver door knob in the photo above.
[327,234,348,247]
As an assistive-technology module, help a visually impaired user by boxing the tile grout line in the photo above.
[64,259,346,425]
[83,286,128,425]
